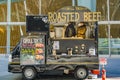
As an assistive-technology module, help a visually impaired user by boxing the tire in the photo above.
[23,67,37,80]
[74,67,88,80]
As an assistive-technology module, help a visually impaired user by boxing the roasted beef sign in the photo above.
[48,6,101,23]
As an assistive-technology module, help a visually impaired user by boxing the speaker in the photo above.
[26,15,49,32]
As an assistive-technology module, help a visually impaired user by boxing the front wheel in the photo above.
[22,67,37,80]
[74,67,89,80]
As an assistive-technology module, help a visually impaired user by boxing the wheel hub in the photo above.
[25,69,34,78]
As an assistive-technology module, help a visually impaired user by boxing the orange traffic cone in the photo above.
[102,66,106,80]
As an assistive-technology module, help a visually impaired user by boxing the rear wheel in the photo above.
[23,67,37,80]
[74,67,89,80]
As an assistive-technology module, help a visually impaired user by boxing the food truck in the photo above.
[8,6,101,80]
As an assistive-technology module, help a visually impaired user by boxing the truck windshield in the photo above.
[12,42,20,53]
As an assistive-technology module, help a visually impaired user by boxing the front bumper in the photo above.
[8,63,22,73]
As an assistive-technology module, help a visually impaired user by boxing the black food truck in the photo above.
[8,6,101,80]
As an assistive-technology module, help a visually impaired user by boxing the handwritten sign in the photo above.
[20,36,45,65]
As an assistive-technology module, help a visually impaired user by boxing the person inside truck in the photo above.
[77,22,87,39]
[65,22,76,37]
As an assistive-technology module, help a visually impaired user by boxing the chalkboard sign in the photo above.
[20,35,45,65]
[26,15,49,32]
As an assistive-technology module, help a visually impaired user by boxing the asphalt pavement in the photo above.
[0,54,120,80]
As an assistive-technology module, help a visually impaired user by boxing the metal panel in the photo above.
[51,39,95,54]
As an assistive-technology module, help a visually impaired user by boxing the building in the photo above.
[0,0,120,57]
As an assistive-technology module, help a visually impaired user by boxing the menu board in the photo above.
[20,35,45,65]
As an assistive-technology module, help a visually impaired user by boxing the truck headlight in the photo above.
[89,48,95,55]
[8,54,12,62]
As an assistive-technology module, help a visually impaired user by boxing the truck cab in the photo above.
[8,42,21,73]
